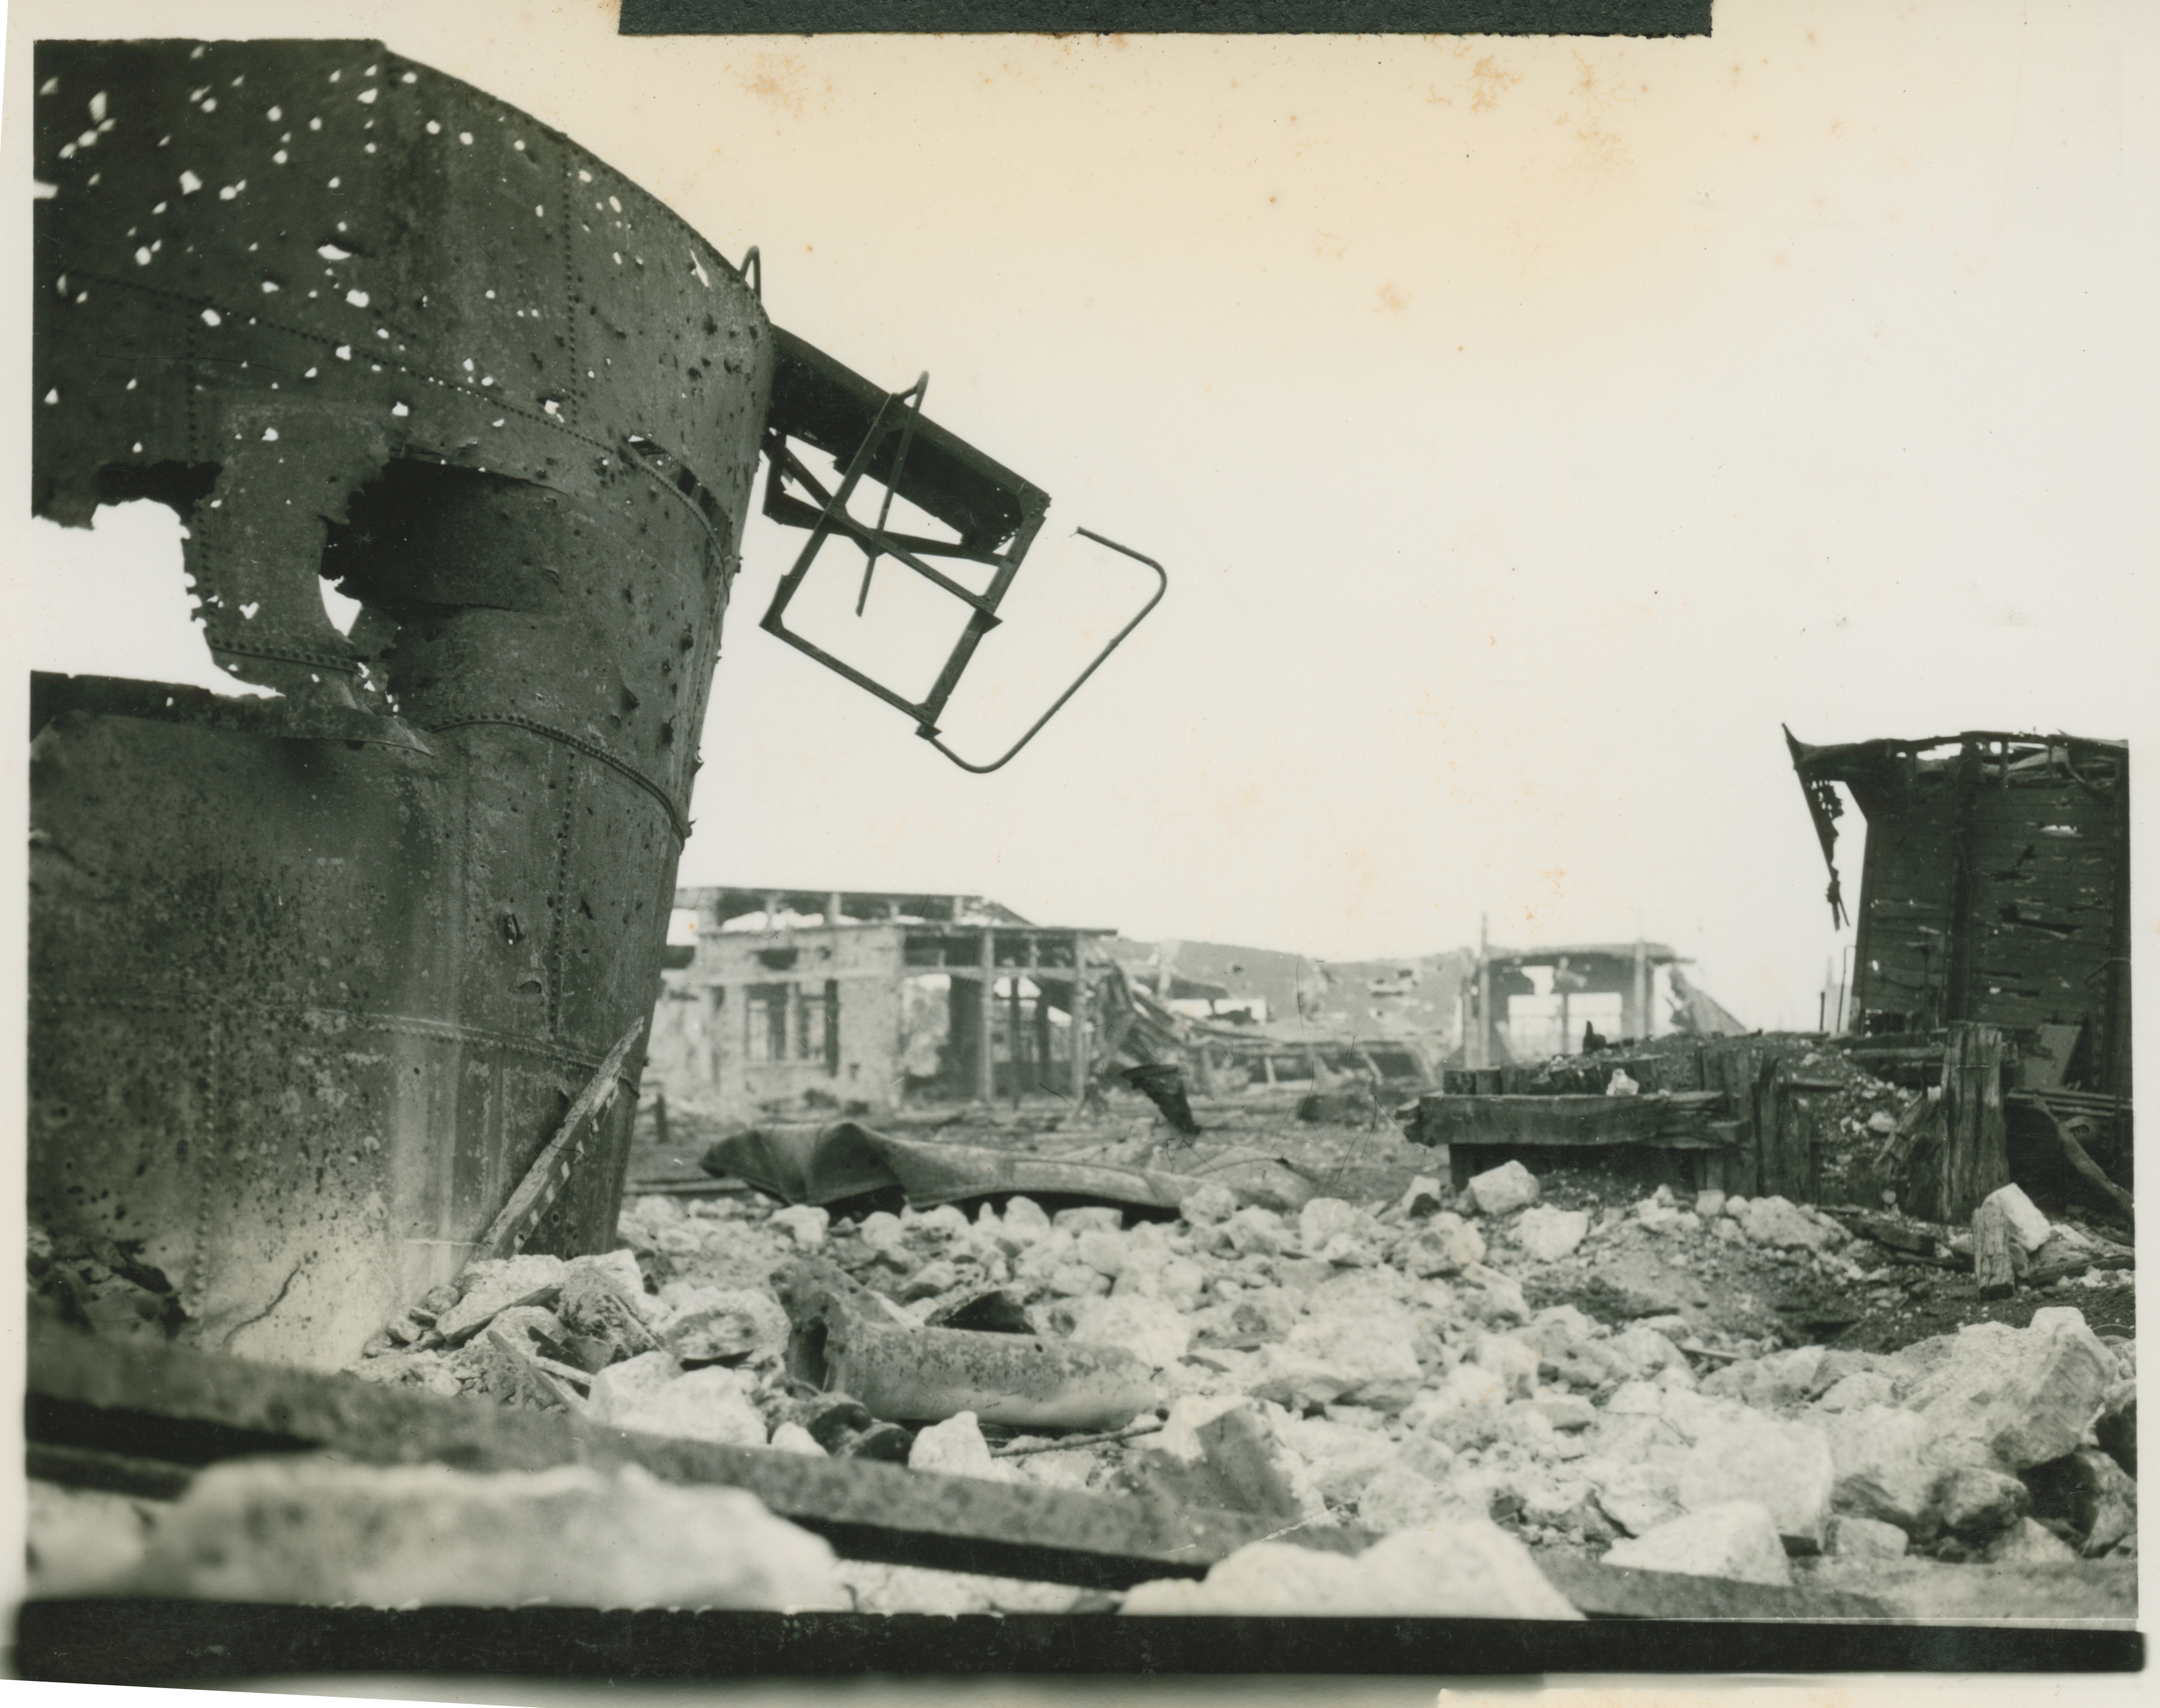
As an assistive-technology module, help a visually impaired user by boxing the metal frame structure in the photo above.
[758,332,1164,772]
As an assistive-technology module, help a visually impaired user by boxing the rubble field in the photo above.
[25,1056,2136,1623]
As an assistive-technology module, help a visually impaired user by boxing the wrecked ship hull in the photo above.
[30,40,772,1366]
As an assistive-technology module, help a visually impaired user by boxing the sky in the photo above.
[11,0,2157,1033]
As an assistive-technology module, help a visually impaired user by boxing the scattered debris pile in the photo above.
[28,1136,2135,1620]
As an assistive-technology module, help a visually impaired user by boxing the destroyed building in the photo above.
[1784,729,2132,1215]
[646,888,1106,1119]
[1786,730,2131,1097]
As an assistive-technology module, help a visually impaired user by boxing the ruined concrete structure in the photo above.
[1786,730,2131,1101]
[28,41,1138,1369]
[643,888,1106,1120]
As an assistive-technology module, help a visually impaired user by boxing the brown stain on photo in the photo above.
[1468,55,1524,115]
[739,52,815,119]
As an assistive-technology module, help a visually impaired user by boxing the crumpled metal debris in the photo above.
[704,1120,1319,1216]
[776,1259,1156,1432]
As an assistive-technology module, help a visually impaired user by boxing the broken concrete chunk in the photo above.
[856,1211,909,1262]
[1585,1458,1687,1538]
[1123,1521,1579,1619]
[1397,1176,1447,1220]
[1979,1184,2053,1254]
[613,1365,769,1448]
[1675,1410,1834,1551]
[899,1260,962,1302]
[1066,1295,1192,1371]
[135,1458,843,1609]
[1124,1400,1321,1523]
[1532,1394,1599,1431]
[1979,1517,2078,1566]
[1360,1523,1583,1617]
[769,1421,827,1457]
[1605,1500,1792,1587]
[1515,1205,1591,1263]
[1286,1302,1424,1413]
[1610,1325,1688,1380]
[1826,1514,1910,1561]
[768,1205,830,1250]
[1460,1264,1530,1326]
[1466,1160,1540,1218]
[1150,1393,1249,1461]
[1826,1404,1943,1536]
[1903,1312,2114,1472]
[1356,1460,1460,1529]
[1404,1361,1507,1433]
[1120,1540,1367,1614]
[1399,1214,1486,1278]
[1247,1344,1355,1412]
[433,1255,568,1344]
[1473,1333,1541,1400]
[658,1287,790,1366]
[1297,1197,1363,1251]
[1694,1189,1727,1220]
[25,1481,155,1598]
[907,1411,1018,1483]
[584,1352,698,1426]
[1222,1206,1290,1257]
[1273,1415,1402,1502]
[1815,1371,1898,1413]
[565,1247,646,1299]
[1073,1229,1128,1278]
[1740,1196,1835,1253]
[1935,1466,2030,1541]
[1047,1263,1112,1298]
[835,1559,1084,1616]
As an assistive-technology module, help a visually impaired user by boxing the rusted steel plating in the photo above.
[30,39,769,1367]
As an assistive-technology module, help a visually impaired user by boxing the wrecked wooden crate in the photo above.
[1405,1041,1844,1202]
[1403,1090,1740,1193]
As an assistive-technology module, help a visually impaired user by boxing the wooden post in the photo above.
[1631,938,1649,1042]
[976,928,997,1104]
[1972,1197,2017,1300]
[1009,969,1027,1108]
[1712,1045,1762,1198]
[1936,1022,2010,1223]
[1759,1067,1820,1203]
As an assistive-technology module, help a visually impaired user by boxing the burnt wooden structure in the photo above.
[1410,1035,1840,1199]
[1786,730,2130,1103]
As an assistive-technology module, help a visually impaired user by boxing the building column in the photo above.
[976,927,997,1103]
[1069,939,1093,1104]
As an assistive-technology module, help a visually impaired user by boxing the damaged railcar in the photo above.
[28,40,1157,1370]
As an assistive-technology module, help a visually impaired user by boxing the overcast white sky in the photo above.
[13,0,2157,1032]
